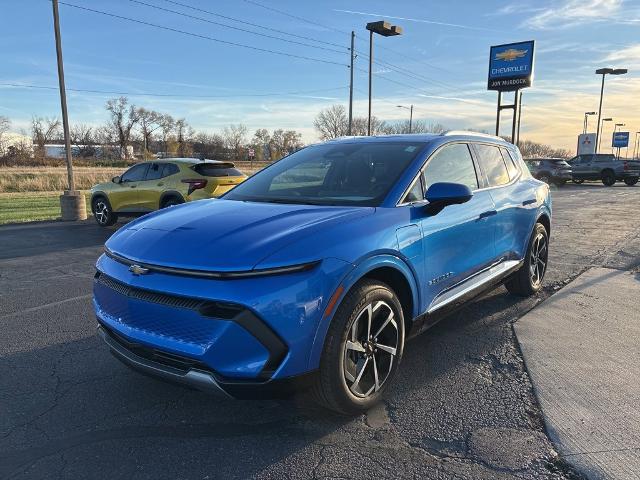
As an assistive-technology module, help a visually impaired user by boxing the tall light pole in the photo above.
[583,111,597,134]
[396,104,413,133]
[595,67,627,153]
[598,118,613,152]
[348,31,355,136]
[51,0,86,220]
[634,131,640,160]
[366,21,402,136]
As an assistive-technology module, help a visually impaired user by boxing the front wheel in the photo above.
[624,177,638,186]
[313,280,405,415]
[601,171,616,186]
[92,197,117,227]
[505,223,549,297]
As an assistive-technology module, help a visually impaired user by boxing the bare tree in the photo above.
[222,124,247,161]
[518,139,571,159]
[270,129,303,159]
[158,114,175,157]
[193,131,225,159]
[175,118,194,157]
[69,123,96,158]
[137,107,163,159]
[105,97,140,159]
[251,128,272,161]
[350,116,386,136]
[0,116,10,156]
[314,105,347,140]
[32,116,61,157]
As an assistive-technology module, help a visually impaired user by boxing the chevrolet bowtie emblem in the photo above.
[495,48,527,62]
[129,264,149,275]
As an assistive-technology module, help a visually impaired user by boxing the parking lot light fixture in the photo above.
[583,111,597,134]
[397,104,414,133]
[366,21,402,136]
[595,67,627,153]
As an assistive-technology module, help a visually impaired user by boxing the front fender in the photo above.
[307,253,420,371]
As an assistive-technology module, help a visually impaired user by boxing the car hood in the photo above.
[105,199,373,272]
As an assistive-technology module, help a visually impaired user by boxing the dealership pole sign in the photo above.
[488,41,535,91]
[612,131,629,148]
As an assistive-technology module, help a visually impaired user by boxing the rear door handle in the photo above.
[478,210,497,220]
[522,199,536,206]
[157,182,164,186]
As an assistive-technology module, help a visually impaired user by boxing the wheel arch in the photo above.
[159,190,185,208]
[537,212,551,238]
[307,254,420,371]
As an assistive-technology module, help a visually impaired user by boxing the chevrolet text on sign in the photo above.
[488,40,535,91]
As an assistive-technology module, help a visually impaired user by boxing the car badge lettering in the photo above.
[129,264,149,275]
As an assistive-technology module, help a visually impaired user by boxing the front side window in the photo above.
[422,143,478,191]
[224,142,426,206]
[121,164,148,182]
[146,163,163,181]
[475,144,510,187]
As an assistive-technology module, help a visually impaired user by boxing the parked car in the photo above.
[524,158,572,186]
[93,132,551,414]
[89,158,246,226]
[567,153,640,186]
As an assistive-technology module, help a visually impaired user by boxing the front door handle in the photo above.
[157,182,164,186]
[130,185,137,189]
[522,199,536,206]
[478,210,497,220]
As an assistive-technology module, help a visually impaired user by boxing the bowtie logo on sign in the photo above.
[495,48,528,62]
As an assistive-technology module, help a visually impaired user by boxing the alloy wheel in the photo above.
[529,232,548,287]
[342,300,399,398]
[94,201,110,225]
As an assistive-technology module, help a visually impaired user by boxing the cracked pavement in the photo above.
[2,183,640,479]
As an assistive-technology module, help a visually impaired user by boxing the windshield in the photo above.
[223,141,426,206]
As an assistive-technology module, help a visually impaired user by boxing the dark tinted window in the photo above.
[403,178,423,203]
[162,163,179,177]
[552,159,570,166]
[121,163,148,182]
[500,148,520,179]
[193,163,244,177]
[422,143,478,191]
[475,144,510,187]
[224,142,425,206]
[146,163,163,181]
[594,154,614,162]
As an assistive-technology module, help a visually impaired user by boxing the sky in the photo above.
[1,0,640,151]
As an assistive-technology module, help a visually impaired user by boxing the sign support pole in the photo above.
[495,91,502,136]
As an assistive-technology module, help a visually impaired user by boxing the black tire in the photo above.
[505,223,549,297]
[624,177,638,186]
[538,174,551,184]
[601,171,616,186]
[572,179,584,184]
[313,279,405,415]
[161,196,184,209]
[91,196,117,227]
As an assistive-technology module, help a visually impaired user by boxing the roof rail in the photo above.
[441,130,500,139]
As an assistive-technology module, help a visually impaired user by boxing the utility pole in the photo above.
[348,31,354,136]
[52,0,86,220]
[367,28,373,136]
[409,104,413,133]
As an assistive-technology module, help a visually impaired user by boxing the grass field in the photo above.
[0,191,91,224]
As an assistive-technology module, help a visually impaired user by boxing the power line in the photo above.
[241,0,350,35]
[56,1,349,67]
[0,82,349,98]
[127,0,348,55]
[160,0,348,50]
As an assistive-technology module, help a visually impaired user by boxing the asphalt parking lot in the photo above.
[2,183,640,480]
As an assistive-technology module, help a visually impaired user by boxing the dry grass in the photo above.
[0,166,124,193]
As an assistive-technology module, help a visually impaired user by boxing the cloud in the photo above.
[522,0,634,29]
[332,9,496,32]
[604,43,640,67]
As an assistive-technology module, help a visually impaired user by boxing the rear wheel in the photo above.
[161,196,183,208]
[624,177,638,186]
[505,223,548,297]
[92,197,117,227]
[313,280,404,415]
[601,171,616,186]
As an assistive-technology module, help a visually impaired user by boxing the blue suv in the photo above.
[94,132,551,414]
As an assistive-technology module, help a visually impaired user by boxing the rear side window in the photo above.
[500,148,520,179]
[193,163,243,177]
[161,163,179,177]
[475,144,510,187]
[422,143,479,191]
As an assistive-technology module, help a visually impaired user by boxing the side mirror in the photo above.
[112,176,121,184]
[425,182,473,207]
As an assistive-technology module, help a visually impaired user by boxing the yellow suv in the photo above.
[90,158,246,226]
